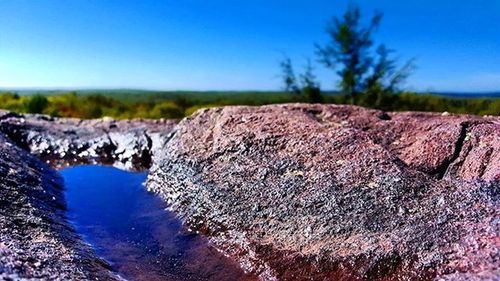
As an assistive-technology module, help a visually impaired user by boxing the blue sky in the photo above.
[0,0,499,92]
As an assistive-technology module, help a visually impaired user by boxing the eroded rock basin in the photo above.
[61,165,255,281]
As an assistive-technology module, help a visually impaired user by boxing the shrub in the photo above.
[149,102,185,119]
[26,94,49,114]
[303,86,322,103]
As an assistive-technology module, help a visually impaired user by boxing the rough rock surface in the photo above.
[0,112,177,170]
[0,133,115,280]
[147,104,499,280]
[0,106,498,280]
[0,111,176,279]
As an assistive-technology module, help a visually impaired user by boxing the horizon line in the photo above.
[1,87,500,95]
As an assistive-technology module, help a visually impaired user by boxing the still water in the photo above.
[61,165,254,281]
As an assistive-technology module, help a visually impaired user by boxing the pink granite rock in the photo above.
[147,104,499,280]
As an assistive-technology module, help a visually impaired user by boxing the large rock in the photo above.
[0,105,498,280]
[147,104,499,280]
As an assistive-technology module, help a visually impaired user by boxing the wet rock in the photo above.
[147,104,499,280]
[0,112,177,279]
[0,114,177,170]
[0,134,116,280]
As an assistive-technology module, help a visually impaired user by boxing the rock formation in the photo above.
[0,105,498,280]
[146,104,499,280]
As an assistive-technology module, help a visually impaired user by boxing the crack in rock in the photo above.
[434,121,470,179]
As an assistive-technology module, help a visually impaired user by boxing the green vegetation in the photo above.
[279,57,322,103]
[261,4,499,116]
[315,5,414,105]
[280,4,415,107]
[0,90,302,119]
[0,90,498,119]
[26,94,49,113]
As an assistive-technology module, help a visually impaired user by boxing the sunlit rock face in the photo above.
[147,104,499,280]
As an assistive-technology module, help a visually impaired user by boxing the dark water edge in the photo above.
[61,165,255,281]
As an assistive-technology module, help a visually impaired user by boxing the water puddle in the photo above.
[61,165,254,281]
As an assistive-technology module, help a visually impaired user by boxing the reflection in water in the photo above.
[61,165,254,281]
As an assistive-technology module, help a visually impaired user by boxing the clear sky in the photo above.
[0,0,499,92]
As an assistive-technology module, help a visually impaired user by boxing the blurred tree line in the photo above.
[0,90,498,119]
[0,92,184,119]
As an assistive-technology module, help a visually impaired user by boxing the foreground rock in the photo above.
[147,104,499,280]
[0,111,176,279]
[0,106,498,280]
[0,134,115,280]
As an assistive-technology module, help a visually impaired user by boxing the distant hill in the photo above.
[1,88,498,117]
[429,92,500,99]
